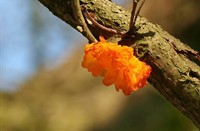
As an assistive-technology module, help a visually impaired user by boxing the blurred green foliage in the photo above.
[0,52,198,131]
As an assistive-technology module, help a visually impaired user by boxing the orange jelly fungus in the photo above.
[82,36,152,95]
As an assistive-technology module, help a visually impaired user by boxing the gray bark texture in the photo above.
[38,0,200,128]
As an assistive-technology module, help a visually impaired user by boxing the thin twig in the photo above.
[72,0,97,42]
[129,0,139,30]
[84,9,123,35]
[133,0,145,27]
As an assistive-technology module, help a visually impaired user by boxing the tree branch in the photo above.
[38,0,200,128]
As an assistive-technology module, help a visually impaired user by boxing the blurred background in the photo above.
[0,0,199,131]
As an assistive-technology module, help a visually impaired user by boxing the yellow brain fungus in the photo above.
[82,36,152,95]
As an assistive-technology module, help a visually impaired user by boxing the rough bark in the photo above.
[38,0,200,128]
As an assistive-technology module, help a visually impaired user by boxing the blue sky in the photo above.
[0,0,89,91]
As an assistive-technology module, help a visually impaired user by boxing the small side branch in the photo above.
[72,0,97,42]
[128,0,146,33]
[129,0,139,30]
[83,9,123,34]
